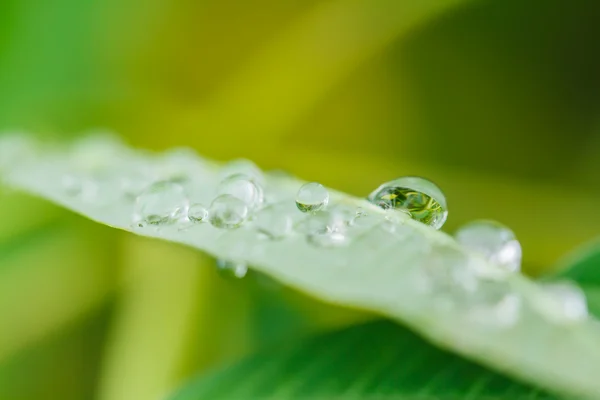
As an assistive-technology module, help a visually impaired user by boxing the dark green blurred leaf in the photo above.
[546,238,600,318]
[168,319,555,400]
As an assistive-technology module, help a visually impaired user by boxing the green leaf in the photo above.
[2,135,600,398]
[168,319,555,399]
[546,238,600,318]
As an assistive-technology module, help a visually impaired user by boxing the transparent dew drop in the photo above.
[61,173,100,202]
[133,181,189,226]
[255,205,293,240]
[300,211,348,247]
[217,173,264,209]
[455,220,522,273]
[348,208,380,230]
[296,182,329,213]
[307,228,348,248]
[295,211,340,234]
[216,259,248,279]
[367,176,448,229]
[416,246,479,310]
[209,194,249,229]
[220,159,264,185]
[188,203,209,223]
[465,280,521,329]
[539,281,588,324]
[119,174,153,200]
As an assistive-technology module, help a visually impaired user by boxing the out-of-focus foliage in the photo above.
[1,0,600,399]
[169,320,555,400]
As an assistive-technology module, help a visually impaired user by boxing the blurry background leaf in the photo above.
[2,0,600,398]
[169,319,555,400]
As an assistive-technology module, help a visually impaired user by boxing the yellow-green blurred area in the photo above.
[1,0,600,399]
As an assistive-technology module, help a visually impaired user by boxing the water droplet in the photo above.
[455,220,522,273]
[296,182,329,213]
[209,194,249,229]
[255,205,293,240]
[464,280,521,329]
[348,208,380,229]
[299,211,348,247]
[217,173,264,209]
[220,159,264,185]
[539,281,588,324]
[188,203,209,222]
[61,173,103,202]
[307,228,348,247]
[216,259,248,279]
[133,181,189,226]
[367,177,447,229]
[119,174,153,199]
[417,246,479,307]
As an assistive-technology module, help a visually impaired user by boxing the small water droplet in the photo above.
[417,246,479,306]
[455,220,522,273]
[255,205,293,240]
[307,228,348,247]
[348,208,380,229]
[539,281,588,324]
[216,259,248,279]
[188,203,209,222]
[119,174,153,200]
[217,173,264,209]
[299,210,348,247]
[220,159,264,185]
[296,182,329,213]
[133,181,189,226]
[61,173,100,202]
[209,194,249,229]
[367,177,447,229]
[465,280,521,329]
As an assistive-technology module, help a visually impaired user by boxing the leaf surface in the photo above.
[2,135,599,398]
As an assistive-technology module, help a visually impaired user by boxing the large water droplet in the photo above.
[209,194,249,229]
[367,177,447,229]
[296,182,329,213]
[188,203,209,222]
[133,181,189,226]
[217,173,264,209]
[216,259,248,279]
[255,205,293,240]
[539,281,588,324]
[455,220,522,273]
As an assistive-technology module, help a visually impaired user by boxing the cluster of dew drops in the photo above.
[49,136,588,329]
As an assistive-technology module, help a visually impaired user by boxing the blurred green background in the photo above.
[1,0,600,399]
